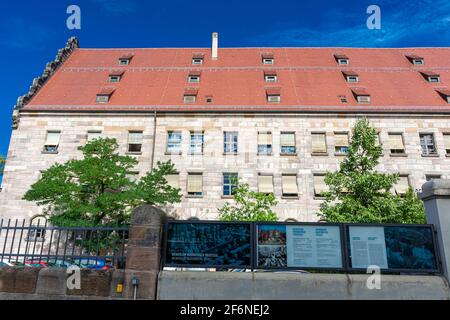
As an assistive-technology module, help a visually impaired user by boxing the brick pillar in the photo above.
[124,205,166,300]
[420,179,450,283]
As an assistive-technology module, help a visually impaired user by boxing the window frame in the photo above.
[263,58,274,65]
[223,173,238,197]
[189,131,205,154]
[183,95,197,103]
[281,174,299,198]
[43,131,61,154]
[280,132,297,155]
[265,75,277,82]
[187,172,203,197]
[192,58,203,65]
[257,132,273,155]
[419,133,438,156]
[334,132,350,155]
[127,131,144,154]
[166,131,182,154]
[224,131,238,154]
[188,75,200,83]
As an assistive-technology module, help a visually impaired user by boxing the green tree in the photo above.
[23,138,181,226]
[318,118,426,224]
[219,180,278,222]
[0,155,5,176]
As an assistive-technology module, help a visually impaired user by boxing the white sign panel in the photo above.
[286,225,342,268]
[348,226,388,269]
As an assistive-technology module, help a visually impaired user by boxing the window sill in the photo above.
[221,196,234,200]
[422,154,439,158]
[257,153,273,156]
[126,152,142,155]
[314,196,326,201]
[390,153,407,157]
[186,195,204,199]
[446,154,450,158]
[165,152,182,156]
[282,196,299,200]
[311,152,328,156]
[280,153,297,157]
[335,153,348,157]
[223,153,238,156]
[188,152,204,156]
[42,151,59,155]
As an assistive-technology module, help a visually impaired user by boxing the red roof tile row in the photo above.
[24,47,450,113]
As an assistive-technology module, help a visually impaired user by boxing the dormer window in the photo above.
[421,71,441,83]
[188,71,201,83]
[266,88,281,103]
[119,54,133,66]
[406,55,424,65]
[192,53,204,65]
[264,71,277,82]
[96,87,115,103]
[205,96,213,104]
[334,54,349,65]
[436,90,450,103]
[351,88,371,104]
[262,53,274,65]
[342,71,359,83]
[109,70,125,83]
[184,88,198,103]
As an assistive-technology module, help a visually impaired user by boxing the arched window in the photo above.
[28,215,47,241]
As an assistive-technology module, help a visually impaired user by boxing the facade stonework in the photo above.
[1,112,449,221]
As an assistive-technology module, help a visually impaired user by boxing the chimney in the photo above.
[212,32,218,60]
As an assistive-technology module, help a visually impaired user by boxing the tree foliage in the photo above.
[219,180,278,222]
[23,138,181,226]
[318,118,426,224]
[0,155,5,176]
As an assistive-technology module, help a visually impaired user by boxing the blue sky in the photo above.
[0,0,449,165]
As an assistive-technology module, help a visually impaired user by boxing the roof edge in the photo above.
[12,37,79,129]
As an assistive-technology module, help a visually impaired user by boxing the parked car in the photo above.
[25,260,50,268]
[0,261,14,267]
[72,259,112,270]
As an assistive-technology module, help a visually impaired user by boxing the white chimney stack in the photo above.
[212,32,218,60]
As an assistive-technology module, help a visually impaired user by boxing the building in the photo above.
[1,35,450,222]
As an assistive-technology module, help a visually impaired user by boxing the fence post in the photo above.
[420,179,450,283]
[124,205,166,300]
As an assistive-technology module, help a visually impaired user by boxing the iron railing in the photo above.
[0,219,128,269]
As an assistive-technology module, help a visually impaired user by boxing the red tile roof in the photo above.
[342,70,359,77]
[109,70,125,76]
[98,87,115,96]
[23,47,450,113]
[351,87,370,96]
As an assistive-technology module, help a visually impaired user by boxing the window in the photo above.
[426,174,442,182]
[109,71,124,83]
[223,173,238,197]
[388,133,405,154]
[96,87,115,103]
[187,173,203,196]
[264,71,277,82]
[342,71,359,83]
[334,54,349,65]
[119,59,130,66]
[192,54,204,65]
[444,134,450,155]
[258,174,274,194]
[436,90,450,103]
[357,95,371,103]
[311,133,327,154]
[258,132,273,155]
[282,175,298,197]
[266,88,281,103]
[43,131,61,153]
[28,216,47,241]
[190,132,204,154]
[420,133,437,155]
[280,132,296,155]
[188,71,201,83]
[128,131,143,153]
[406,55,424,65]
[224,131,238,154]
[184,88,198,103]
[394,176,410,196]
[184,95,197,103]
[206,96,213,104]
[262,53,274,65]
[335,133,349,155]
[313,175,329,197]
[167,131,182,154]
[166,173,180,189]
[87,131,102,142]
[421,71,440,83]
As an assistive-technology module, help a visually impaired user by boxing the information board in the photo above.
[165,222,252,268]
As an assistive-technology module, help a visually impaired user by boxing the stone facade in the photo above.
[1,111,450,221]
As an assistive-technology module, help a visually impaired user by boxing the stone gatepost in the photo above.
[124,205,166,300]
[420,179,450,283]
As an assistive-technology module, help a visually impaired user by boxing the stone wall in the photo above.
[1,112,450,221]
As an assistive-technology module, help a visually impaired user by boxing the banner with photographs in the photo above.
[348,225,439,271]
[257,224,343,269]
[165,223,252,267]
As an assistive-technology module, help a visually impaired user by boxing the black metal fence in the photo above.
[0,219,129,269]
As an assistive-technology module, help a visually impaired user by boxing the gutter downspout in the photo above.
[150,111,157,170]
